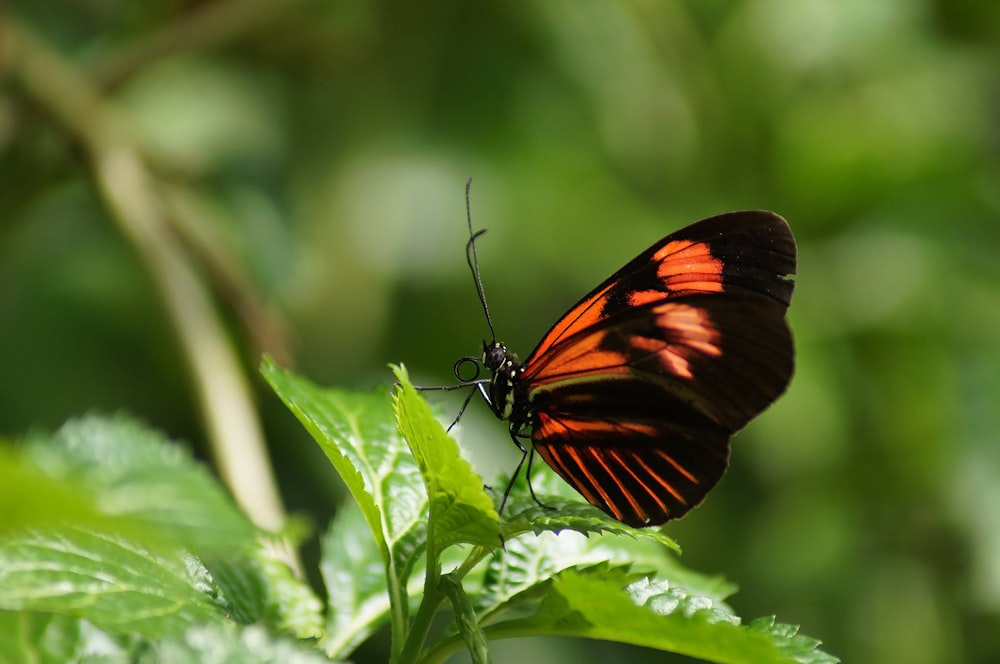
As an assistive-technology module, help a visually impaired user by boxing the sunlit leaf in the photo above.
[0,447,123,539]
[319,502,390,658]
[261,358,428,584]
[137,623,337,664]
[493,563,837,664]
[0,529,222,639]
[0,611,115,664]
[26,414,256,553]
[392,365,500,553]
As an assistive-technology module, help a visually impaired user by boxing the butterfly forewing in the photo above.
[517,211,796,525]
[527,210,795,361]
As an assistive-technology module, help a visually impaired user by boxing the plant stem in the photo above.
[395,525,442,663]
[393,545,493,664]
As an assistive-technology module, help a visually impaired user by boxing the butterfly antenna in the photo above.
[464,177,497,343]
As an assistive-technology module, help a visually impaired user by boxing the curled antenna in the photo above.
[464,177,497,343]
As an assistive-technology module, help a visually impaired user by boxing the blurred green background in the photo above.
[2,0,999,662]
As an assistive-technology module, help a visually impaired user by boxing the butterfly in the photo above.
[438,182,796,527]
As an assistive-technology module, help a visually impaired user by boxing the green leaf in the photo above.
[492,564,837,664]
[748,617,838,664]
[318,502,460,660]
[136,623,337,664]
[202,543,324,640]
[319,502,391,658]
[261,358,428,582]
[649,551,738,605]
[26,414,256,553]
[0,611,117,664]
[262,358,430,657]
[257,548,325,640]
[0,529,223,639]
[440,573,492,664]
[199,554,269,625]
[431,530,835,663]
[499,489,679,553]
[391,365,500,554]
[264,366,837,663]
[0,446,124,539]
[470,530,666,623]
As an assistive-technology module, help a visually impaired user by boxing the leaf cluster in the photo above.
[0,362,838,663]
[260,360,837,664]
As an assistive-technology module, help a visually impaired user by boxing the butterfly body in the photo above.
[455,207,796,527]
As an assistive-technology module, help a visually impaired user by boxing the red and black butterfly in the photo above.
[442,183,796,527]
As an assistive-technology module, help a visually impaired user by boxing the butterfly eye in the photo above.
[482,342,508,371]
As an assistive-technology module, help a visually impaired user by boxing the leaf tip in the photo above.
[390,363,410,387]
[260,354,278,379]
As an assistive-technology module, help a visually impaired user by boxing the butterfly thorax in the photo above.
[482,341,531,434]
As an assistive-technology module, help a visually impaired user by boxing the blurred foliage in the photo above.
[1,0,998,662]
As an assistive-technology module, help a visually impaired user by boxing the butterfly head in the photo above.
[482,340,516,372]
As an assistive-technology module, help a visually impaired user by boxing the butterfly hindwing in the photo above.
[529,365,732,527]
[533,424,729,528]
[524,295,792,524]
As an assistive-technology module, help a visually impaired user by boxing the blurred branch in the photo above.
[88,0,310,89]
[158,184,296,369]
[4,17,294,563]
[87,0,302,367]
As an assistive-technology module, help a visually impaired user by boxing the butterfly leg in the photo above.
[524,445,556,512]
[445,384,481,432]
[413,378,491,432]
[498,432,556,517]
[446,380,492,432]
[496,431,529,519]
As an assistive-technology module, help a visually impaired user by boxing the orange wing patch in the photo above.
[535,411,660,439]
[530,282,615,362]
[625,303,721,380]
[526,328,632,384]
[654,240,725,293]
[530,238,728,368]
[627,289,667,307]
[654,303,722,358]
